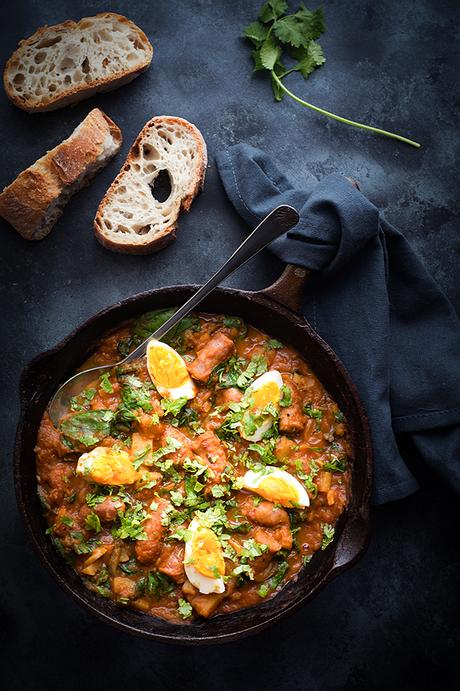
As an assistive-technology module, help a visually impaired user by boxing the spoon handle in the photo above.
[124,204,299,362]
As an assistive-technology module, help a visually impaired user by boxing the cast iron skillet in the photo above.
[14,264,372,644]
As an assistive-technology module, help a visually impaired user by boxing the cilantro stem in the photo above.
[271,72,421,148]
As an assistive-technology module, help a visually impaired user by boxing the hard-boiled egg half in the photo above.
[240,370,283,442]
[184,517,225,594]
[242,466,310,508]
[76,446,138,485]
[146,339,196,400]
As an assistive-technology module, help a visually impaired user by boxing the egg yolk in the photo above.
[250,381,281,410]
[190,526,225,578]
[82,447,138,485]
[147,343,189,389]
[255,476,301,507]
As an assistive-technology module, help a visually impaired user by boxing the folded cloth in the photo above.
[216,144,460,504]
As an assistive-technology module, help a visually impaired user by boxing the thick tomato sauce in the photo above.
[35,311,352,622]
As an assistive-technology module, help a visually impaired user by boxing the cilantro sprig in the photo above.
[244,1,420,148]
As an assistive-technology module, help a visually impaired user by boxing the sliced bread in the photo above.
[0,108,122,240]
[4,12,153,112]
[94,116,207,254]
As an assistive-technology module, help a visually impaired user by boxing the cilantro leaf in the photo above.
[242,20,268,47]
[99,372,113,394]
[266,339,283,349]
[112,503,148,541]
[178,598,193,619]
[293,41,326,78]
[161,397,188,417]
[85,512,102,533]
[259,0,288,23]
[259,36,282,70]
[280,385,292,407]
[321,523,335,550]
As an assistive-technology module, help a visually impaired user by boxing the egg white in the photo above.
[184,518,225,594]
[242,466,310,508]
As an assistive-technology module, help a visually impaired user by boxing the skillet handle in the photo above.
[256,177,362,314]
[258,264,310,314]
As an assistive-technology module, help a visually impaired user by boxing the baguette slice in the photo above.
[94,116,207,254]
[0,108,122,240]
[4,12,153,112]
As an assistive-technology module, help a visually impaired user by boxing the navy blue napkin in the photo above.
[216,144,460,504]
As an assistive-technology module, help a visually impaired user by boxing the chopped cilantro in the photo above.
[112,503,148,541]
[119,375,154,413]
[170,490,185,507]
[137,571,175,597]
[266,339,283,349]
[61,410,114,447]
[321,523,335,550]
[257,560,289,597]
[85,512,102,533]
[161,397,188,417]
[280,384,292,407]
[322,455,347,473]
[99,372,113,394]
[236,354,268,389]
[223,316,247,336]
[303,404,323,420]
[132,443,153,470]
[295,459,318,498]
[177,598,193,619]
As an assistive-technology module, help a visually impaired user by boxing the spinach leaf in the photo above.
[61,410,114,447]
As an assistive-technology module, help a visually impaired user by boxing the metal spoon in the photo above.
[48,205,300,426]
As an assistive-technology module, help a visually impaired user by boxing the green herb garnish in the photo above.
[243,1,420,148]
[99,372,114,394]
[85,512,102,533]
[60,410,114,447]
[321,523,335,549]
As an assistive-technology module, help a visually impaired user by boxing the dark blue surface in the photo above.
[216,145,460,504]
[0,1,459,689]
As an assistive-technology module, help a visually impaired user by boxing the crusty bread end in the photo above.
[3,13,153,112]
[0,108,122,240]
[94,116,207,255]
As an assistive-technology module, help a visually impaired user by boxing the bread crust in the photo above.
[0,108,122,239]
[3,12,153,113]
[94,116,207,255]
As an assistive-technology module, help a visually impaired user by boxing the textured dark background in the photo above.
[1,0,459,689]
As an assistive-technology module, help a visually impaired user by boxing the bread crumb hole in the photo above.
[81,57,90,74]
[60,57,76,70]
[36,35,62,49]
[135,225,152,235]
[142,144,160,161]
[13,73,25,85]
[34,52,46,64]
[150,169,171,203]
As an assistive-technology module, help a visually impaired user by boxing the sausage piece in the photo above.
[279,381,306,434]
[188,332,234,382]
[192,431,228,490]
[239,497,289,527]
[134,501,168,564]
[157,544,186,583]
[94,497,125,523]
[160,425,192,465]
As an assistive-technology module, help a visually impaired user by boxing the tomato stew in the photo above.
[35,310,352,622]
